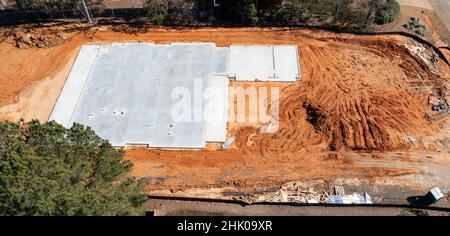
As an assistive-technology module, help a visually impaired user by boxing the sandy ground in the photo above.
[397,0,433,10]
[0,24,449,198]
[428,0,450,34]
[0,55,77,121]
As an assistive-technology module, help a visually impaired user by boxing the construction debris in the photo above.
[429,95,448,112]
[404,135,416,143]
[325,192,373,204]
[405,43,439,73]
[232,195,258,204]
[333,185,345,196]
[248,183,375,204]
[254,182,324,203]
[426,187,444,204]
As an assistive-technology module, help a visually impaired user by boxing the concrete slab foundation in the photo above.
[204,75,229,142]
[50,45,100,127]
[229,45,300,81]
[50,42,300,148]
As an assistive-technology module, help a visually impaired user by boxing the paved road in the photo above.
[397,0,450,34]
[397,0,433,9]
[428,0,450,33]
[146,199,450,216]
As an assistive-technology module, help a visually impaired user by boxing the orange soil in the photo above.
[1,24,449,192]
[127,148,416,192]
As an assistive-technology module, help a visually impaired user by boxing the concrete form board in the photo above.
[49,45,100,127]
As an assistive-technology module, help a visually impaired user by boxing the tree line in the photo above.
[9,0,400,30]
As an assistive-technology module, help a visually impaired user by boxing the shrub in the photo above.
[216,0,259,24]
[375,0,400,24]
[146,0,197,25]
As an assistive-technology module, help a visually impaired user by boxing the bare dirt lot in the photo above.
[1,23,449,201]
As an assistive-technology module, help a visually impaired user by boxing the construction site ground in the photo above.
[1,23,449,206]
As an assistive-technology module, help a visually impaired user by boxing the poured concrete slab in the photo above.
[51,42,300,149]
[229,45,274,81]
[204,75,229,142]
[51,43,228,148]
[49,45,100,126]
[273,45,300,81]
[229,45,300,82]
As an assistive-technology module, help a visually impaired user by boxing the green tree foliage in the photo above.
[276,0,349,24]
[244,1,258,24]
[0,120,147,216]
[217,0,259,24]
[146,0,168,24]
[257,0,283,21]
[146,0,197,25]
[15,0,75,11]
[12,0,397,30]
[399,209,429,216]
[334,0,372,30]
[258,0,283,14]
[375,0,400,24]
[14,0,105,13]
[85,0,106,15]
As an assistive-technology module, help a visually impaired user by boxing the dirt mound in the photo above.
[13,28,66,49]
[299,38,442,151]
[232,37,443,154]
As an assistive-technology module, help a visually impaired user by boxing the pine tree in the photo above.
[0,120,148,216]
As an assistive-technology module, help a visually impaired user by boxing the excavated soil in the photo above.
[0,23,449,192]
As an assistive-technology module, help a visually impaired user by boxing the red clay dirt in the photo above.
[0,23,449,192]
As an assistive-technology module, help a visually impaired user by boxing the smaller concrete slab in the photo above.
[273,45,300,81]
[229,45,300,82]
[229,45,274,81]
